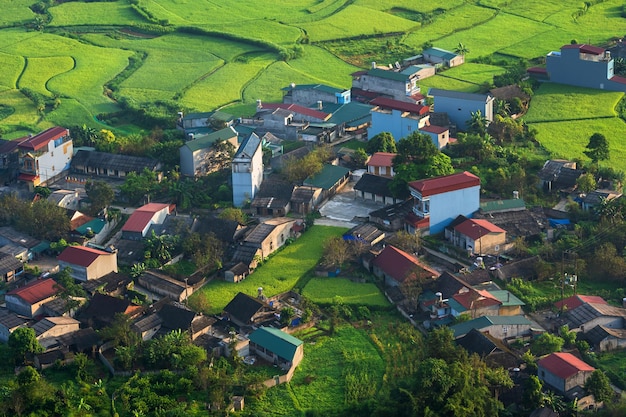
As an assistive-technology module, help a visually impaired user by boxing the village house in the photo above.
[542,44,626,92]
[353,174,403,206]
[290,186,323,215]
[303,164,350,201]
[429,88,494,132]
[0,252,24,283]
[0,308,27,342]
[537,159,583,193]
[71,150,162,180]
[449,315,533,340]
[584,325,626,352]
[136,270,193,302]
[581,189,622,212]
[371,245,440,287]
[281,83,351,107]
[367,97,430,142]
[407,171,481,235]
[0,136,28,179]
[474,198,548,241]
[5,278,61,318]
[121,202,174,240]
[351,64,424,103]
[232,133,263,207]
[223,292,275,327]
[367,152,396,178]
[47,189,80,210]
[558,300,626,334]
[447,218,506,255]
[250,176,294,217]
[179,126,239,177]
[368,199,414,231]
[78,293,142,329]
[0,226,43,260]
[422,47,464,68]
[57,245,118,282]
[248,326,304,370]
[18,126,73,189]
[538,352,595,394]
[33,316,81,343]
[240,217,300,261]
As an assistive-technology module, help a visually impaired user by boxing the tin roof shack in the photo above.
[33,316,81,348]
[137,270,193,302]
[243,217,300,261]
[0,252,24,283]
[78,293,141,329]
[223,292,275,327]
[0,308,28,342]
[303,164,350,201]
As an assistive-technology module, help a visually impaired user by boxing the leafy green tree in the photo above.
[558,325,577,348]
[119,168,160,204]
[523,375,544,410]
[8,327,44,364]
[218,207,247,224]
[100,313,140,348]
[530,332,564,356]
[85,180,114,215]
[576,172,597,193]
[466,110,488,135]
[426,327,461,363]
[584,132,610,164]
[585,370,613,403]
[322,235,351,267]
[366,132,397,154]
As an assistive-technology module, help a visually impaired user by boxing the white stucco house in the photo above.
[18,126,73,189]
[232,133,263,207]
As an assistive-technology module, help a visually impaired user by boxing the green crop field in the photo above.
[20,57,75,97]
[0,0,35,26]
[302,277,390,307]
[524,83,622,122]
[191,225,347,314]
[48,2,141,27]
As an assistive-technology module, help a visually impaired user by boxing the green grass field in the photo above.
[524,83,622,122]
[48,1,142,27]
[192,225,346,314]
[20,56,75,97]
[302,277,390,307]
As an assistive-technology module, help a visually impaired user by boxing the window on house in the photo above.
[407,125,412,131]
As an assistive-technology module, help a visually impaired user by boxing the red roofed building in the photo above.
[5,278,61,317]
[538,352,595,393]
[372,245,439,287]
[555,294,608,311]
[368,97,431,145]
[419,123,450,149]
[367,152,396,178]
[452,288,501,317]
[18,127,72,189]
[407,171,481,235]
[122,203,174,240]
[259,102,331,122]
[58,245,118,282]
[450,218,506,255]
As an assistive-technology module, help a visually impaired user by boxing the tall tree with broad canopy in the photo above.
[390,132,454,198]
[584,369,613,404]
[584,132,610,165]
[366,131,397,154]
[85,180,114,215]
[8,327,44,364]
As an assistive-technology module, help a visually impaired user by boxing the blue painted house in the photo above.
[429,88,494,131]
[545,44,626,92]
[368,97,430,142]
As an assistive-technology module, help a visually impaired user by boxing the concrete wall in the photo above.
[546,49,624,91]
[368,109,428,142]
[433,96,493,131]
[6,295,55,318]
[232,143,263,207]
[38,139,73,184]
[413,185,480,235]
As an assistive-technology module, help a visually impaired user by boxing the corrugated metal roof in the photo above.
[248,326,302,361]
[18,127,69,151]
[538,352,594,379]
[7,278,59,304]
[182,126,237,152]
[303,164,350,190]
[409,171,480,197]
[58,245,110,267]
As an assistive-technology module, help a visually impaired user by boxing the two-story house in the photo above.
[448,218,506,255]
[538,352,595,394]
[57,245,118,282]
[407,171,480,235]
[18,127,73,189]
[368,97,430,142]
[232,133,263,207]
[351,64,423,103]
[281,83,351,106]
[429,88,494,132]
[179,126,239,177]
[121,203,174,240]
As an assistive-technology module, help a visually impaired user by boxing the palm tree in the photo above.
[455,42,470,56]
[466,110,488,135]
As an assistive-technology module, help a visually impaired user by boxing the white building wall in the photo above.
[39,140,73,183]
[232,139,263,207]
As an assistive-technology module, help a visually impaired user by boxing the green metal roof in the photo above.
[183,112,213,120]
[75,218,107,235]
[450,315,532,338]
[182,127,237,152]
[282,84,345,94]
[423,47,458,60]
[326,102,373,125]
[304,164,350,190]
[367,68,409,82]
[488,290,525,307]
[30,240,50,254]
[210,110,235,122]
[248,327,303,361]
[448,298,466,313]
[480,199,526,213]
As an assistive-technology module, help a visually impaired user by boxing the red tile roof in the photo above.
[372,245,439,283]
[610,75,626,85]
[454,219,505,240]
[420,124,448,134]
[410,93,426,102]
[370,96,429,115]
[57,245,110,267]
[7,278,60,304]
[538,352,595,379]
[260,103,330,120]
[453,289,501,309]
[405,212,429,229]
[122,203,172,233]
[18,127,69,152]
[18,173,39,182]
[367,152,396,168]
[562,44,605,55]
[554,295,607,311]
[408,171,480,197]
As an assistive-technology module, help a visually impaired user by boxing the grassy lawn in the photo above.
[192,225,347,314]
[286,45,358,89]
[0,52,23,90]
[524,83,622,122]
[420,75,480,93]
[302,277,390,307]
